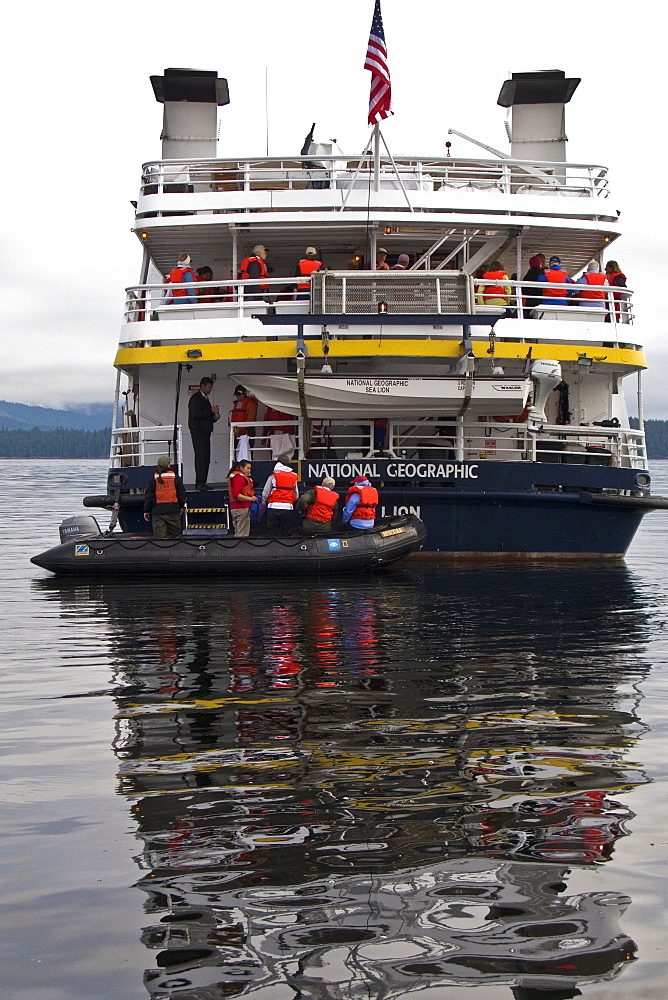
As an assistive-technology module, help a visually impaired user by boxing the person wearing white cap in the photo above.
[165,252,197,304]
[293,247,323,300]
[574,261,608,308]
[296,476,339,534]
[375,248,390,270]
[239,245,270,299]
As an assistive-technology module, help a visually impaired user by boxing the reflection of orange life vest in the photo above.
[579,272,606,301]
[168,266,195,297]
[230,395,258,424]
[543,268,570,297]
[351,484,378,520]
[481,270,508,301]
[268,469,298,506]
[305,486,337,523]
[239,256,269,290]
[296,258,322,290]
[154,470,178,504]
[227,472,255,508]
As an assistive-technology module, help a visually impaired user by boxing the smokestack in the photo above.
[150,68,230,159]
[497,70,580,162]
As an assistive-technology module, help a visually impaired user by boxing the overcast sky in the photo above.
[2,1,666,415]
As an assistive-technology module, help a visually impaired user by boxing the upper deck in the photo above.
[133,154,621,283]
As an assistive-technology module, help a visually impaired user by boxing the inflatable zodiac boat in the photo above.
[31,513,427,578]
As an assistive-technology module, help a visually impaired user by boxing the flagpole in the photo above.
[373,123,380,192]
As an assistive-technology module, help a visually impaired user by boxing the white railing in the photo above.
[388,419,646,467]
[109,419,645,471]
[110,425,182,468]
[139,156,610,202]
[123,274,633,328]
[481,278,633,325]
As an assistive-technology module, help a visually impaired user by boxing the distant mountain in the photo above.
[0,400,112,431]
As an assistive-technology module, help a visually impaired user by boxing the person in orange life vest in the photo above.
[538,255,573,306]
[604,260,628,322]
[229,384,258,460]
[239,244,270,299]
[195,265,219,304]
[476,260,511,308]
[375,247,390,270]
[226,460,257,537]
[261,453,299,537]
[188,377,221,490]
[342,475,378,530]
[293,247,322,299]
[575,261,608,308]
[165,253,197,304]
[143,456,187,538]
[296,476,339,535]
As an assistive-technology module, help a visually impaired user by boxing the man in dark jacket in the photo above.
[188,377,220,490]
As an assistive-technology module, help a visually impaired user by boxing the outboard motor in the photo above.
[529,359,562,423]
[59,515,101,544]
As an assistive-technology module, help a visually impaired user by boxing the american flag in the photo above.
[364,0,393,125]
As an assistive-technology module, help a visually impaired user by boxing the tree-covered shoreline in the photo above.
[2,420,668,460]
[0,427,111,459]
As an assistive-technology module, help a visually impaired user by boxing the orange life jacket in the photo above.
[227,472,255,508]
[350,484,378,521]
[154,470,178,504]
[296,258,322,290]
[264,407,296,434]
[543,268,570,297]
[268,469,299,506]
[167,266,195,297]
[480,270,509,301]
[230,395,258,423]
[305,486,338,523]
[579,272,607,301]
[239,256,269,290]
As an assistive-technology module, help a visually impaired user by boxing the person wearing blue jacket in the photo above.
[342,475,379,530]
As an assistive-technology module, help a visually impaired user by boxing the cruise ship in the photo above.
[89,65,668,555]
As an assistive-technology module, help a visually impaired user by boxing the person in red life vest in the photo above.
[292,246,322,300]
[375,247,390,270]
[226,459,257,537]
[342,475,379,530]
[195,265,219,304]
[261,454,299,537]
[373,418,388,454]
[164,253,197,304]
[296,476,339,535]
[239,244,270,300]
[604,260,628,322]
[264,405,296,461]
[476,260,511,309]
[143,456,187,538]
[574,261,608,308]
[538,255,573,305]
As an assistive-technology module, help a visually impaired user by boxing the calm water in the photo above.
[3,458,668,1000]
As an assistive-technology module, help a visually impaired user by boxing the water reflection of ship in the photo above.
[43,566,651,996]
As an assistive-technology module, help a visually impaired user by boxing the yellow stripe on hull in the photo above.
[115,339,646,370]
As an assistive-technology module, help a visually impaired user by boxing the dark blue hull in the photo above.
[92,459,666,558]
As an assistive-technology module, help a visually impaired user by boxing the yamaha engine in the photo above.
[59,515,101,544]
